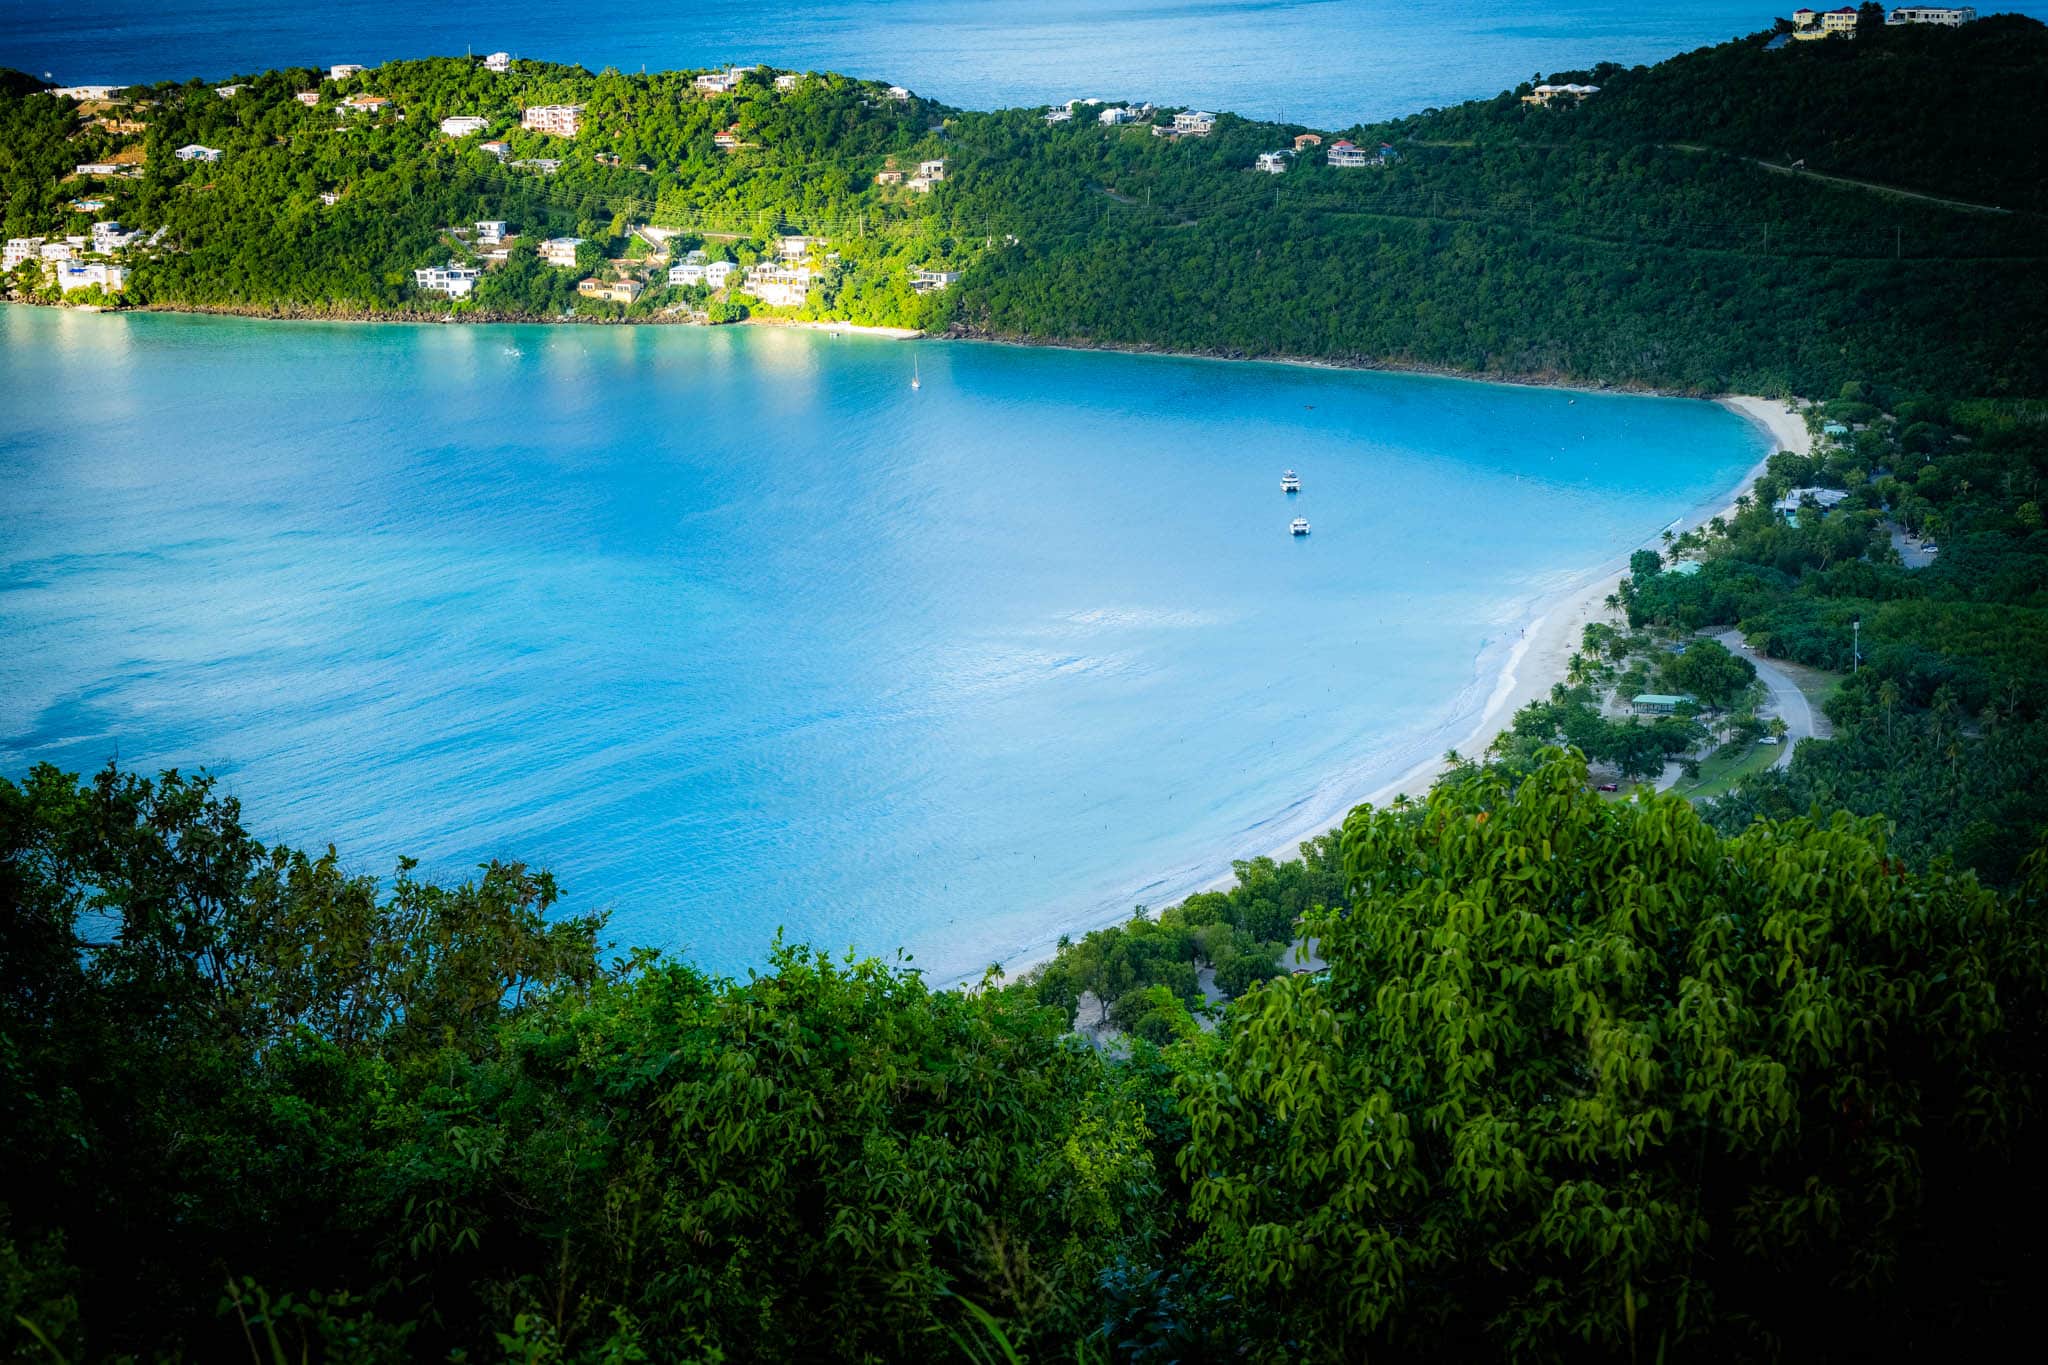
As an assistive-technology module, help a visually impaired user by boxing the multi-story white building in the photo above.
[413,263,481,298]
[90,221,136,251]
[521,104,584,136]
[777,235,821,261]
[1173,110,1216,136]
[886,86,912,101]
[174,144,223,162]
[1255,151,1288,174]
[909,267,961,293]
[440,115,489,137]
[40,241,78,262]
[1327,140,1371,168]
[480,140,511,160]
[1792,7,1863,37]
[295,90,320,106]
[51,85,122,101]
[475,220,508,244]
[740,262,812,308]
[694,67,754,94]
[774,72,801,90]
[483,52,514,73]
[329,63,366,81]
[57,260,127,292]
[3,238,46,271]
[1888,6,1975,24]
[538,237,585,267]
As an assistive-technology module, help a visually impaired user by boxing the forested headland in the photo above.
[7,14,2048,1362]
[3,13,2046,394]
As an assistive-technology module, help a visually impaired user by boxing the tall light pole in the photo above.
[1853,618,1860,675]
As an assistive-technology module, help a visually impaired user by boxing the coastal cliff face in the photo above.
[6,16,2045,395]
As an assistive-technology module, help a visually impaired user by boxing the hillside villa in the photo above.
[521,104,584,137]
[483,52,513,72]
[577,277,644,305]
[413,263,480,298]
[1887,5,1976,22]
[910,267,961,293]
[440,115,489,137]
[538,237,585,267]
[1523,83,1600,105]
[174,144,223,162]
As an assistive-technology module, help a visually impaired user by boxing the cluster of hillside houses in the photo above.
[1785,6,1975,39]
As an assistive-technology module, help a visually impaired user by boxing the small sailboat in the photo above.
[911,354,921,390]
[1291,517,1310,536]
[1281,470,1301,493]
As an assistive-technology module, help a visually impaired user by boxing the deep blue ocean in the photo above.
[0,309,1766,976]
[10,0,2045,126]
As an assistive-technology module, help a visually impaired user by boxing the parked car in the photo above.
[1596,782,1620,793]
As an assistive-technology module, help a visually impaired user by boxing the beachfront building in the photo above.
[1773,486,1851,522]
[56,260,127,292]
[413,263,481,298]
[475,220,508,245]
[1255,151,1288,174]
[483,51,513,72]
[329,63,366,81]
[3,238,46,270]
[910,267,961,293]
[1631,693,1694,716]
[174,144,223,162]
[521,104,584,136]
[739,263,812,308]
[39,241,78,263]
[1888,5,1975,22]
[295,90,320,106]
[577,277,644,305]
[1523,82,1600,105]
[1173,110,1217,136]
[51,85,123,102]
[341,94,390,114]
[538,237,585,267]
[440,115,489,137]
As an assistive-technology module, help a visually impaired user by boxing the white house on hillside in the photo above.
[521,104,584,136]
[57,260,127,292]
[329,63,366,81]
[414,263,480,297]
[174,144,223,163]
[51,85,122,101]
[910,267,961,293]
[440,115,489,137]
[483,52,513,72]
[1173,110,1216,136]
[538,237,585,267]
[1887,5,1975,23]
[475,220,508,244]
[1255,151,1287,174]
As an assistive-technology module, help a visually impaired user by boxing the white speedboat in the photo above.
[1281,470,1301,492]
[1291,517,1310,536]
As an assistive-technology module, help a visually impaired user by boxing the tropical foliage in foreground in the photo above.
[5,750,2043,1362]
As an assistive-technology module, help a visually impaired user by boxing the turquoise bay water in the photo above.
[0,308,1765,977]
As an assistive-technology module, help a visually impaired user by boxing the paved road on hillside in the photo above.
[1716,629,1813,769]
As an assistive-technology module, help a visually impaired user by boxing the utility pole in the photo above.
[1853,618,1860,674]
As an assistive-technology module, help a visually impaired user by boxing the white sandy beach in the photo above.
[977,394,1809,987]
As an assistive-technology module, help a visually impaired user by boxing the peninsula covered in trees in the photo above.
[6,12,2048,1363]
[3,12,2046,395]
